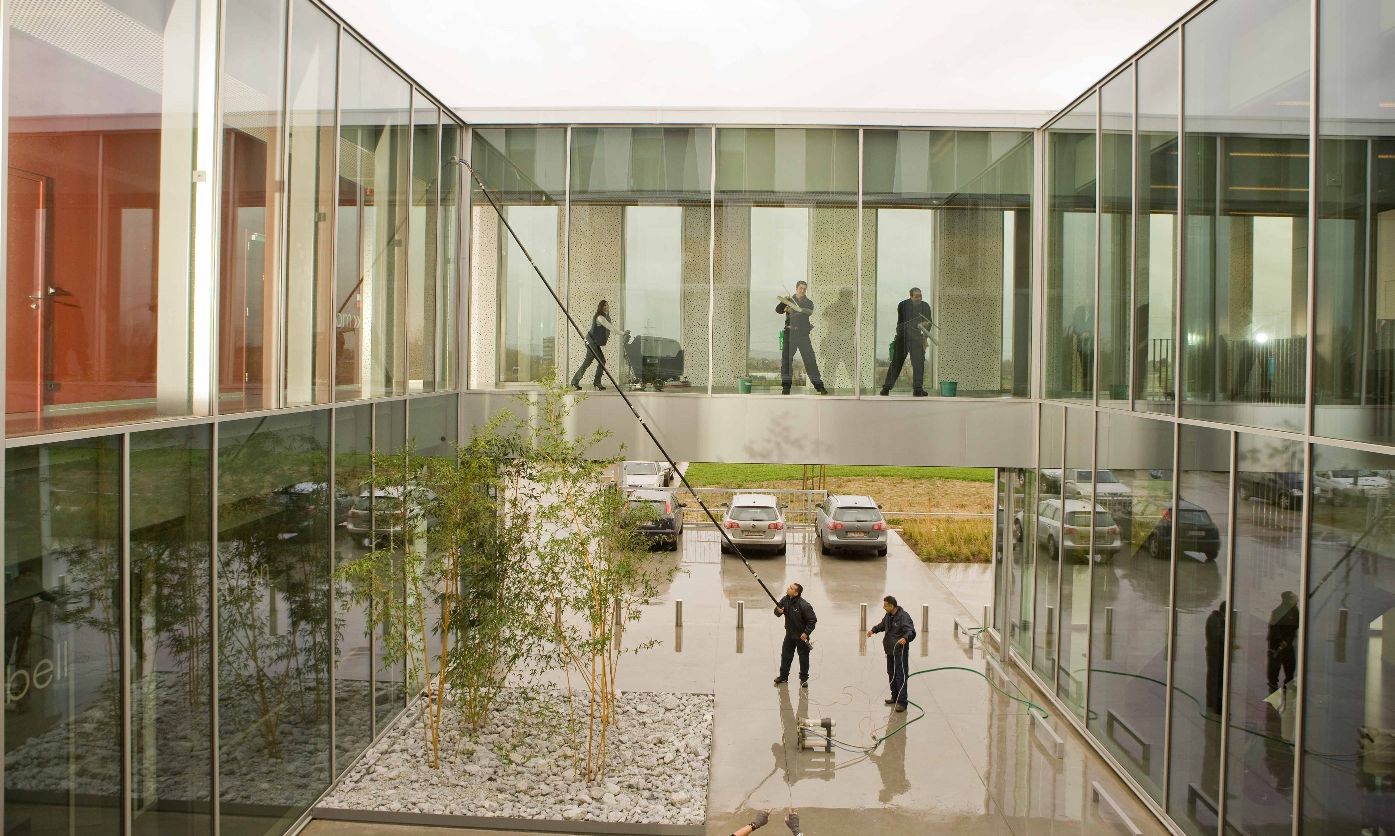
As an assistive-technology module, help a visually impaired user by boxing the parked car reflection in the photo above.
[1141,500,1222,562]
[1014,498,1122,562]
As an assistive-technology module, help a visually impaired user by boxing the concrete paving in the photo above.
[305,527,1168,836]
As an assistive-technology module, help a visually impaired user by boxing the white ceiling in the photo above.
[324,0,1201,118]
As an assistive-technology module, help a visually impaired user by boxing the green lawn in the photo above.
[683,463,993,487]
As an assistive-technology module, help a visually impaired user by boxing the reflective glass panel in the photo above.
[470,128,566,386]
[1181,0,1310,431]
[4,438,121,831]
[715,128,858,395]
[1099,70,1133,406]
[1045,95,1098,400]
[1166,426,1231,835]
[408,97,441,393]
[283,0,339,406]
[218,0,286,413]
[1313,0,1395,445]
[1057,407,1095,717]
[1135,33,1180,412]
[337,37,410,400]
[217,412,331,834]
[861,130,1033,397]
[567,127,712,392]
[372,400,406,726]
[1225,434,1303,834]
[1303,443,1395,834]
[334,405,373,771]
[1009,466,1038,659]
[1089,413,1175,803]
[439,120,464,391]
[1033,404,1064,680]
[5,0,199,435]
[131,426,213,834]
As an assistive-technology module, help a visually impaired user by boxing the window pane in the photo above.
[408,98,441,393]
[1033,404,1064,680]
[567,127,711,393]
[1099,70,1133,406]
[1045,95,1098,400]
[715,128,858,394]
[217,412,331,834]
[371,400,406,726]
[4,438,121,832]
[1303,443,1395,833]
[862,130,1034,398]
[1313,1,1395,444]
[470,128,566,385]
[1057,407,1094,717]
[439,120,463,391]
[1181,0,1310,431]
[337,37,410,400]
[218,0,286,413]
[1225,434,1303,834]
[1165,426,1230,836]
[334,405,372,771]
[1135,33,1180,412]
[6,0,199,435]
[284,0,339,406]
[1009,467,1038,659]
[130,426,213,834]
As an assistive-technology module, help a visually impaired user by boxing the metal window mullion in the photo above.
[1051,409,1066,693]
[1,0,12,807]
[1290,441,1315,835]
[855,128,864,396]
[401,90,414,397]
[197,0,225,418]
[432,111,443,390]
[1129,63,1139,408]
[1160,419,1182,805]
[1215,431,1239,832]
[1033,129,1047,399]
[707,126,716,395]
[327,407,337,779]
[120,434,132,834]
[562,125,573,378]
[270,0,294,410]
[1081,411,1098,716]
[1094,96,1103,406]
[1302,0,1319,441]
[457,127,473,406]
[1172,26,1185,420]
[330,23,345,403]
[368,404,377,736]
[209,422,221,836]
[1358,139,1374,407]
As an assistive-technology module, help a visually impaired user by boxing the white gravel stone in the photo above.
[321,684,713,826]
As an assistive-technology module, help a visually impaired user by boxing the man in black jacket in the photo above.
[867,595,916,710]
[773,582,817,686]
[776,282,828,395]
[880,288,932,396]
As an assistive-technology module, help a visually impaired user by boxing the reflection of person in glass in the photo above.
[880,287,932,396]
[570,300,613,391]
[776,282,827,395]
[1204,600,1225,716]
[1266,591,1299,694]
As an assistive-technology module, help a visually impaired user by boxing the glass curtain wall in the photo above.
[567,127,712,392]
[470,128,567,387]
[439,122,464,391]
[408,100,442,393]
[1056,407,1094,717]
[862,130,1033,397]
[1033,404,1064,681]
[371,400,407,727]
[1313,0,1395,446]
[1181,0,1310,432]
[1099,70,1133,407]
[1088,413,1174,803]
[715,128,859,395]
[336,36,410,402]
[1045,95,1099,401]
[4,0,200,435]
[333,404,374,771]
[1135,34,1180,412]
[218,0,286,414]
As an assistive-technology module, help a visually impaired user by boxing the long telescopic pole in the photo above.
[451,157,780,606]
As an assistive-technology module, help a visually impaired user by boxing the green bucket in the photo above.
[737,377,752,394]
[938,380,958,397]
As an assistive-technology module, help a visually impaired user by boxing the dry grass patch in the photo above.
[759,477,993,515]
[894,516,993,563]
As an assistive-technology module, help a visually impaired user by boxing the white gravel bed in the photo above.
[322,685,713,825]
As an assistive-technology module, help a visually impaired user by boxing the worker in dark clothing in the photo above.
[1266,591,1299,693]
[880,288,932,396]
[773,582,817,686]
[571,300,614,390]
[867,595,916,711]
[776,281,828,395]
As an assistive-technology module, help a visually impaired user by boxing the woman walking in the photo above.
[571,300,613,390]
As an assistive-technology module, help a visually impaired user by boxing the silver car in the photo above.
[622,460,671,490]
[719,493,786,555]
[1023,498,1121,563]
[815,494,888,556]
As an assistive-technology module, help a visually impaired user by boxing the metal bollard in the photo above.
[1104,607,1114,635]
[612,599,622,628]
[921,604,929,632]
[1046,605,1055,636]
[736,600,745,629]
[860,603,868,632]
[675,599,683,627]
[983,605,992,632]
[554,599,562,630]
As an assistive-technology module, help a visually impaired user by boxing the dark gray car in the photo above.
[815,494,888,556]
[626,488,684,550]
